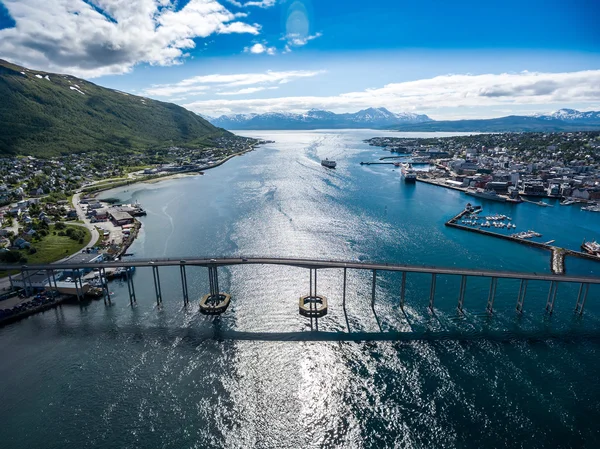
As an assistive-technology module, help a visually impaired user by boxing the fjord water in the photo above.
[1,130,600,448]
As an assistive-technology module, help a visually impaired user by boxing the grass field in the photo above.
[0,224,92,276]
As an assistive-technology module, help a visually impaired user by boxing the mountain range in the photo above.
[0,59,226,157]
[207,107,600,132]
[206,108,432,130]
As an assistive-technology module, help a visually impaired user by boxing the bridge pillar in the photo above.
[371,270,377,307]
[126,267,136,305]
[180,263,189,306]
[45,270,55,297]
[545,281,558,314]
[299,268,327,318]
[400,272,406,309]
[21,268,29,297]
[429,274,436,312]
[457,275,467,314]
[574,283,589,315]
[100,267,110,304]
[342,267,347,309]
[74,269,85,301]
[151,265,162,306]
[200,264,231,315]
[516,279,528,314]
[486,277,498,314]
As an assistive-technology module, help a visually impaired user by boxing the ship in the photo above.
[465,188,507,202]
[401,163,417,183]
[581,240,600,256]
[321,159,337,168]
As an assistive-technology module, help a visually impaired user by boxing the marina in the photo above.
[446,205,600,274]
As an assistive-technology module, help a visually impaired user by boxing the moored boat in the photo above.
[581,240,600,256]
[401,163,417,182]
[321,159,337,168]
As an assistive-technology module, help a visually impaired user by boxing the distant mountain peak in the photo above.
[535,108,600,122]
[207,108,432,130]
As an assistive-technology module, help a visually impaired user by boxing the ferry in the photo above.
[321,159,337,169]
[465,188,506,203]
[401,163,417,183]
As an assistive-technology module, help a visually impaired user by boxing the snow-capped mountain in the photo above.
[536,108,600,123]
[207,107,432,130]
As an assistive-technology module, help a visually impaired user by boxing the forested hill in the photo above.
[0,59,227,157]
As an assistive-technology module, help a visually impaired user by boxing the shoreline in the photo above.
[87,147,258,196]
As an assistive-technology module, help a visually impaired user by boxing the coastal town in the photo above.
[0,134,269,323]
[366,131,600,205]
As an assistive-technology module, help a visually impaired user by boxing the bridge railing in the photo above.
[2,257,599,316]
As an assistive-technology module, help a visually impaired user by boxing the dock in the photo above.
[417,177,468,193]
[446,209,600,274]
[521,198,554,207]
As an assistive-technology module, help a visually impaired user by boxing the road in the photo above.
[2,256,599,285]
[71,192,100,252]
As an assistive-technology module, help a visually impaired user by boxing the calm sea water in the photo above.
[1,130,599,448]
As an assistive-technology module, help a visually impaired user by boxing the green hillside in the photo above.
[0,59,227,157]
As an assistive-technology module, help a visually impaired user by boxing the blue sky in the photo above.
[0,0,599,119]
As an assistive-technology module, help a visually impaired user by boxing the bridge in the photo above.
[3,257,599,317]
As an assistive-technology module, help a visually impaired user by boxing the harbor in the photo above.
[446,205,600,275]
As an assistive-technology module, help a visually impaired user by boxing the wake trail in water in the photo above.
[161,194,183,256]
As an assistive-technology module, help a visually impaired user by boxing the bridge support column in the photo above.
[371,270,376,307]
[180,263,189,306]
[457,275,467,314]
[100,268,110,304]
[152,265,162,306]
[545,281,558,314]
[486,277,498,314]
[574,283,589,315]
[516,279,528,314]
[28,271,34,297]
[126,267,136,305]
[299,268,327,317]
[400,272,406,309]
[200,264,231,314]
[74,269,83,301]
[21,269,29,297]
[342,267,347,309]
[45,270,54,296]
[429,274,436,312]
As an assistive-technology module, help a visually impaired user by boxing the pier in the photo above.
[445,209,600,274]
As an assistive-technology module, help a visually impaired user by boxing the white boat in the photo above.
[401,163,417,183]
[321,159,337,168]
[582,240,600,256]
[581,205,600,212]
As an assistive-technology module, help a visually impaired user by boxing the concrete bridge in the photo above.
[3,257,599,317]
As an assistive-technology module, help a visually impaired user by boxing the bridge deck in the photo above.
[2,257,599,284]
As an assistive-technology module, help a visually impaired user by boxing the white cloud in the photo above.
[245,0,277,7]
[228,0,276,8]
[217,86,279,95]
[0,0,261,77]
[179,70,600,117]
[143,69,324,96]
[284,32,322,48]
[244,43,276,55]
